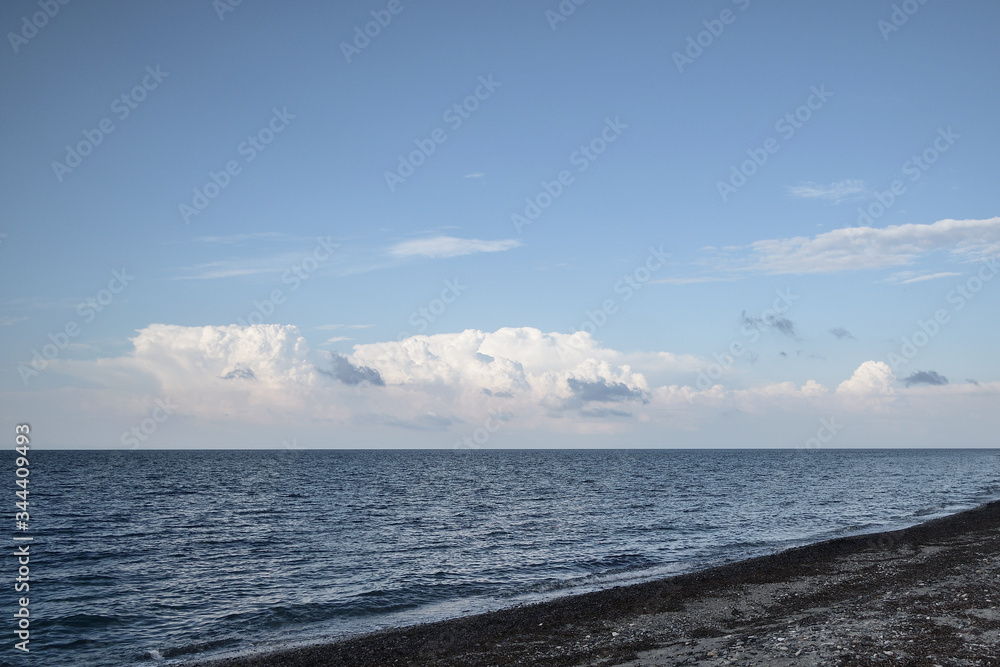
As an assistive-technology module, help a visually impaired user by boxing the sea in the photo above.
[8,448,1000,666]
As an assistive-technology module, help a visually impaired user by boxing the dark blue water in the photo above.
[10,449,1000,666]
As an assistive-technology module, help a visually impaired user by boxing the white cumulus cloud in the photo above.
[349,328,648,407]
[837,360,896,395]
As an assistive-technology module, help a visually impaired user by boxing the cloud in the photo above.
[566,377,646,403]
[740,311,798,339]
[320,352,384,386]
[464,172,485,179]
[347,328,655,425]
[579,407,632,418]
[769,318,797,338]
[388,236,522,259]
[0,316,27,326]
[322,336,353,344]
[743,217,1000,274]
[885,271,962,284]
[902,370,948,387]
[349,327,647,395]
[786,179,868,203]
[221,364,256,380]
[649,276,739,285]
[193,233,290,244]
[170,253,304,280]
[1,296,80,312]
[836,360,895,394]
[44,324,340,424]
[482,388,514,398]
[172,238,340,281]
[829,327,854,340]
[50,325,653,428]
[124,324,318,388]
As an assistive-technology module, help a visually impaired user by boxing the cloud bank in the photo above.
[26,324,996,448]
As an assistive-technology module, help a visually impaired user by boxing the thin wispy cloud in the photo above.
[388,236,522,259]
[464,172,485,179]
[885,271,962,285]
[739,217,1000,274]
[193,232,291,244]
[786,179,868,203]
[649,276,739,285]
[170,254,304,280]
[322,336,353,344]
[172,237,345,280]
[2,296,83,311]
[0,316,27,326]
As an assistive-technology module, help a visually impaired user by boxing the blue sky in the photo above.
[2,0,999,448]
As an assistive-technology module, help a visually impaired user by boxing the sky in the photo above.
[1,0,999,449]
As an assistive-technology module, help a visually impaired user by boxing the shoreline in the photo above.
[196,499,1000,666]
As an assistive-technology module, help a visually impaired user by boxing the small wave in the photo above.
[48,613,130,630]
[516,561,685,598]
[912,505,946,517]
[213,583,498,632]
[154,637,237,660]
[588,552,660,571]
